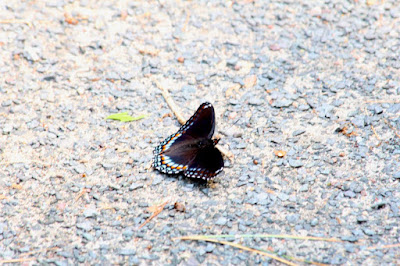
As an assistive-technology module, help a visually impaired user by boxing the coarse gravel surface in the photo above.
[1,0,400,265]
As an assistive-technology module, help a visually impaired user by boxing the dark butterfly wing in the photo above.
[184,145,224,180]
[153,134,198,174]
[179,102,215,140]
[153,102,222,178]
[153,102,215,156]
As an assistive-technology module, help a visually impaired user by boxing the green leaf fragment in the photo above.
[106,112,148,122]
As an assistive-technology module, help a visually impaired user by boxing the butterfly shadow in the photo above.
[162,173,216,195]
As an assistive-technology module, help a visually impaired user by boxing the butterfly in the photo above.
[153,102,224,180]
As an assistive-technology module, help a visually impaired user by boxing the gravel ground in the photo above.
[1,0,400,265]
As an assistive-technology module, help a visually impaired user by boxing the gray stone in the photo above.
[205,243,216,253]
[299,184,308,192]
[248,98,263,106]
[123,229,134,240]
[288,159,304,168]
[73,165,86,174]
[286,214,299,224]
[272,99,293,108]
[277,193,289,201]
[215,217,227,226]
[362,228,375,236]
[76,222,92,232]
[2,124,13,134]
[82,233,93,241]
[292,129,305,136]
[118,249,136,256]
[129,183,143,191]
[101,163,114,170]
[152,176,163,186]
[27,120,40,129]
[83,208,98,218]
[344,191,356,198]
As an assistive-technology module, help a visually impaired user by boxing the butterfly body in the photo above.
[153,102,224,180]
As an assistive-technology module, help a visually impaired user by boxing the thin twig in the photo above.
[153,80,235,162]
[363,108,382,146]
[175,234,347,265]
[138,200,168,229]
[74,188,90,203]
[20,247,59,257]
[367,243,400,250]
[370,125,382,147]
[99,203,117,213]
[384,119,400,139]
[0,257,37,263]
[0,160,51,167]
[0,19,32,27]
[175,236,297,266]
[182,10,191,32]
[365,100,400,104]
[174,234,344,243]
[153,80,185,124]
